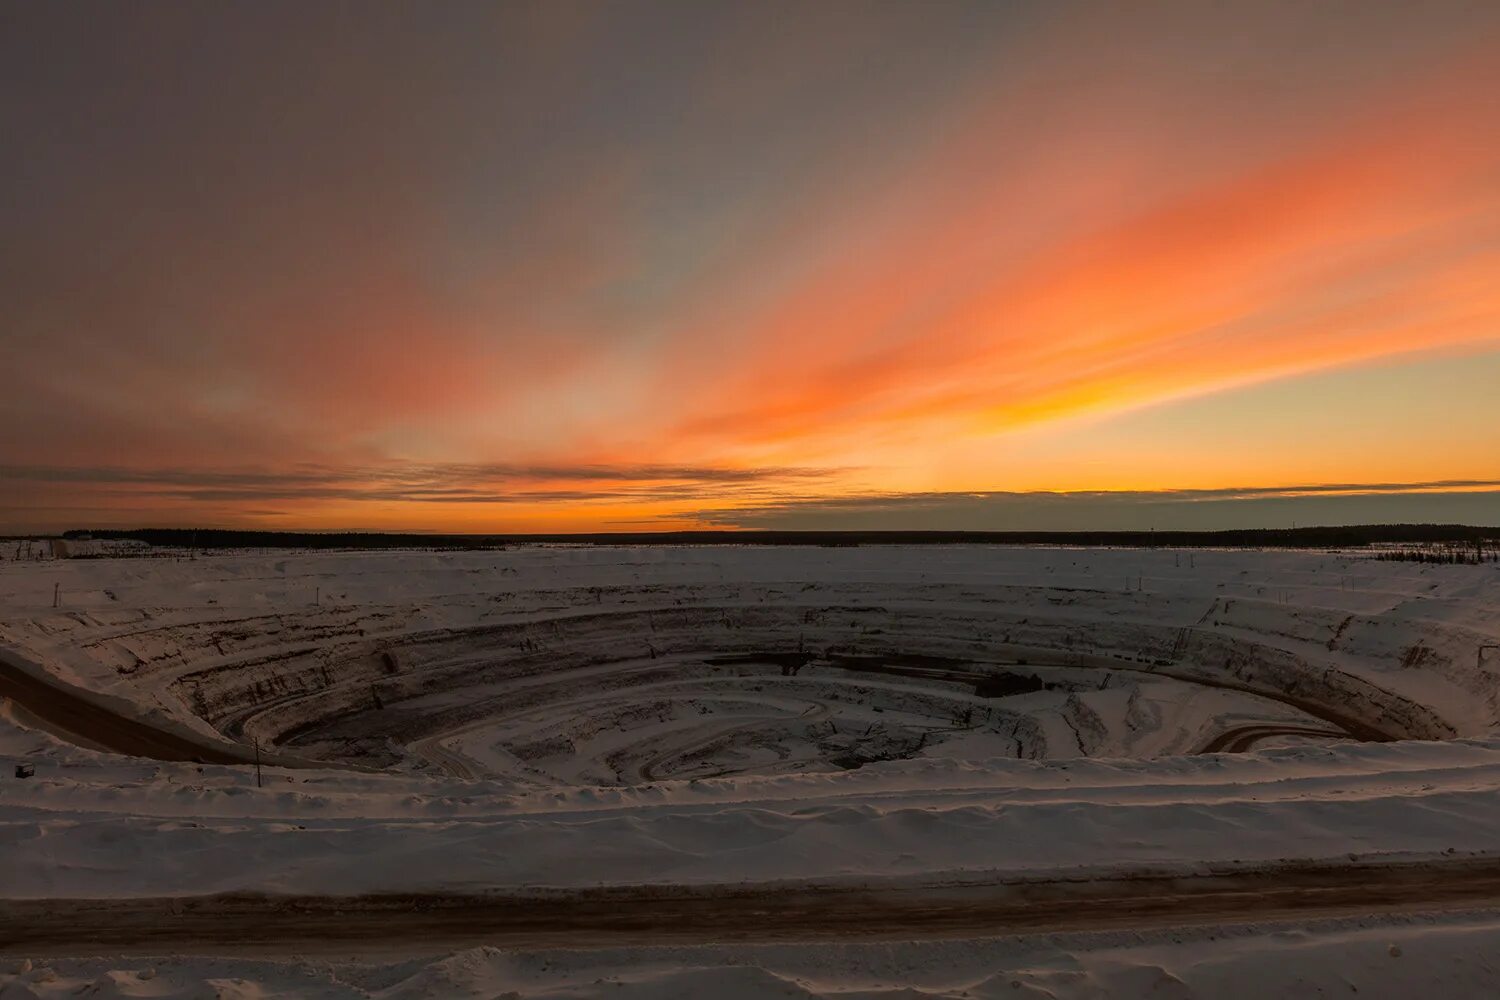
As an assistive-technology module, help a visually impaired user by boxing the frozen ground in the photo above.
[7,910,1500,998]
[3,544,1500,996]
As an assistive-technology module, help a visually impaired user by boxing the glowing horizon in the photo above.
[3,2,1498,533]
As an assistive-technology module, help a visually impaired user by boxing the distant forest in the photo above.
[57,524,1500,551]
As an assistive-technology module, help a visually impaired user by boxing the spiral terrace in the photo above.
[2,545,1495,780]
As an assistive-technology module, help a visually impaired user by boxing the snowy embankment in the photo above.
[6,910,1500,998]
[7,709,1500,897]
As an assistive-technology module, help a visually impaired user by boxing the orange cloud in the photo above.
[6,5,1500,531]
[647,45,1500,480]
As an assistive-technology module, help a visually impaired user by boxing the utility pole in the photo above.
[52,583,59,608]
[253,739,263,788]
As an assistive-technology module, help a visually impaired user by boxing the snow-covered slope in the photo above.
[6,911,1500,998]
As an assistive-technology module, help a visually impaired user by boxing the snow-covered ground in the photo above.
[3,544,1500,997]
[6,911,1500,998]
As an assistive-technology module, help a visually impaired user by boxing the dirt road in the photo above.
[820,651,1397,747]
[1198,723,1349,753]
[8,858,1500,957]
[0,647,305,767]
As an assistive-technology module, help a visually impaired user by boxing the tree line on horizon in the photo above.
[50,524,1500,551]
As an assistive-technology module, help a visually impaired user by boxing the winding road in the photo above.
[0,646,340,769]
[820,652,1390,750]
[0,647,253,765]
[1199,723,1350,753]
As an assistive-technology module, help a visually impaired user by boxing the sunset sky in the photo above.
[3,1,1499,532]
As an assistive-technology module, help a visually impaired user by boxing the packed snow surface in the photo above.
[6,911,1500,998]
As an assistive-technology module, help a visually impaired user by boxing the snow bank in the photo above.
[6,909,1500,997]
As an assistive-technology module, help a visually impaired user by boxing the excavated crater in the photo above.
[8,550,1493,788]
[134,584,1463,785]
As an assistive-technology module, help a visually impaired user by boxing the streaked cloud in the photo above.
[695,481,1500,532]
[2,3,1498,531]
[0,462,834,503]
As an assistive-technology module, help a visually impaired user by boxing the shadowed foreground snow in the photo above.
[5,910,1500,998]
